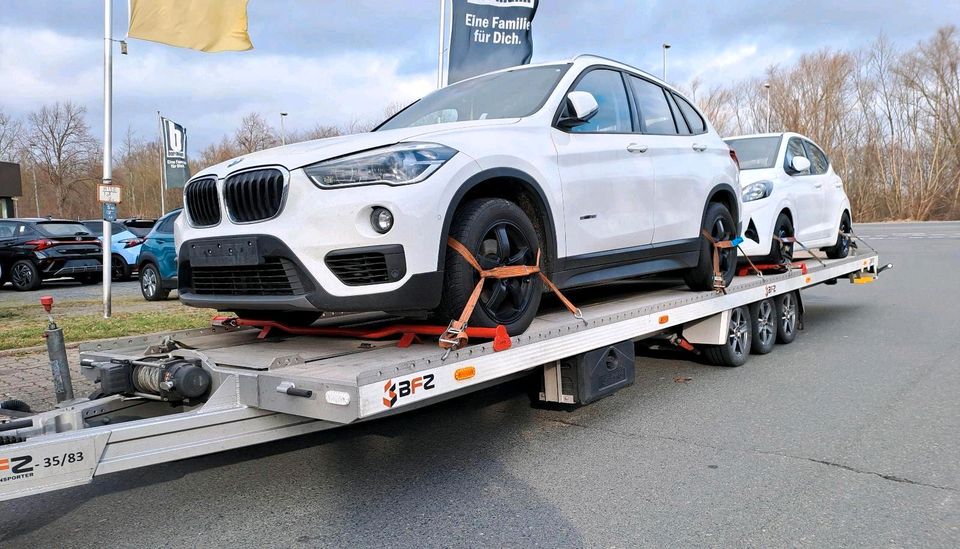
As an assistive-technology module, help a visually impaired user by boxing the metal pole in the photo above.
[30,161,40,216]
[280,112,287,146]
[437,0,445,88]
[102,0,113,319]
[662,43,671,81]
[765,83,772,133]
[157,111,166,215]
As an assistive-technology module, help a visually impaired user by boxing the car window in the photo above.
[628,76,677,135]
[673,93,707,134]
[157,212,181,233]
[82,221,102,235]
[725,136,782,169]
[35,222,93,237]
[0,221,15,238]
[665,92,691,135]
[804,140,829,175]
[568,69,633,134]
[784,138,810,175]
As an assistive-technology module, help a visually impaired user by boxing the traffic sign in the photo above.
[98,184,123,203]
[103,203,117,221]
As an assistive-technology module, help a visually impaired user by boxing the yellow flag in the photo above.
[128,0,253,53]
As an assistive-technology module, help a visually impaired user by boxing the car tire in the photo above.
[139,263,170,301]
[10,259,41,291]
[438,198,543,336]
[111,254,131,281]
[824,212,852,259]
[749,298,777,354]
[763,213,794,264]
[775,291,800,344]
[704,305,752,366]
[684,202,738,291]
[233,310,321,327]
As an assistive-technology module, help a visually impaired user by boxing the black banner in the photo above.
[160,116,190,189]
[447,0,538,84]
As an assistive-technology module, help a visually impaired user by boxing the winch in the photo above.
[90,358,212,402]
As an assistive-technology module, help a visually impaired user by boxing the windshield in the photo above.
[725,136,782,170]
[377,64,570,131]
[36,222,93,237]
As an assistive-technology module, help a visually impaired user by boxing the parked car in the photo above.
[138,209,180,300]
[118,218,158,238]
[0,218,102,291]
[724,132,852,262]
[175,55,741,333]
[81,220,145,281]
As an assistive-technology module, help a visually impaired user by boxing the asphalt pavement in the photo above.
[1,222,958,547]
[0,279,146,306]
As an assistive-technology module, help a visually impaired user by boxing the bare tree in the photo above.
[234,113,278,153]
[0,108,22,162]
[26,102,98,217]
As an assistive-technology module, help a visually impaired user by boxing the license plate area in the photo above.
[189,237,260,267]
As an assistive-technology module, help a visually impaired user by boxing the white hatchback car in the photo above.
[176,55,741,334]
[724,132,852,263]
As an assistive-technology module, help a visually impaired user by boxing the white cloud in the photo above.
[0,25,435,155]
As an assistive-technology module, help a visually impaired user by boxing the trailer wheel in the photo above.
[775,291,799,344]
[705,305,752,367]
[749,298,777,354]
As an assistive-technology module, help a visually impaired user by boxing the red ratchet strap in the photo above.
[440,237,583,355]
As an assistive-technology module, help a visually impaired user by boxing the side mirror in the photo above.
[790,156,811,174]
[558,91,599,128]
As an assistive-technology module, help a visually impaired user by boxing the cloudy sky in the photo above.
[1,0,957,156]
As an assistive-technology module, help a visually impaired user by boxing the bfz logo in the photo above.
[382,374,436,408]
[0,455,34,474]
[165,120,185,159]
[765,284,777,297]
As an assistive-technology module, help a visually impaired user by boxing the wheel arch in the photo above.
[439,168,558,273]
[704,183,741,232]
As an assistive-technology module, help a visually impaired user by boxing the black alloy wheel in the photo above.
[825,212,852,259]
[11,260,41,291]
[684,202,738,291]
[111,255,131,281]
[769,213,794,264]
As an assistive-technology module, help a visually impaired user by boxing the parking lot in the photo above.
[0,222,958,547]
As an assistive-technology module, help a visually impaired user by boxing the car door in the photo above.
[626,75,708,244]
[551,68,656,257]
[0,221,17,276]
[804,140,843,239]
[782,137,824,243]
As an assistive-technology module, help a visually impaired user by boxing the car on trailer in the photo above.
[725,132,853,263]
[175,54,742,334]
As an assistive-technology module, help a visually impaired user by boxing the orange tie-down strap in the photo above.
[701,229,740,294]
[440,237,583,352]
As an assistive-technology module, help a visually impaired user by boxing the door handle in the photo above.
[692,143,707,152]
[626,143,648,154]
[834,184,843,189]
[813,183,823,188]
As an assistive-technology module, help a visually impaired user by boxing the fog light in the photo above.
[371,207,394,234]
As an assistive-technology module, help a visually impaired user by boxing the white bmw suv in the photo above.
[176,55,741,334]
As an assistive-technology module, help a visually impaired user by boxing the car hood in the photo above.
[738,168,781,187]
[194,118,520,179]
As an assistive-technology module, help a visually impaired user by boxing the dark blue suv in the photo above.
[137,209,180,300]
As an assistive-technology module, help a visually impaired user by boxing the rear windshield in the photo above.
[36,222,93,237]
[725,136,782,170]
[123,220,156,237]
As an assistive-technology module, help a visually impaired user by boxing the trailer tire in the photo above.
[0,399,31,413]
[749,298,777,354]
[775,291,800,344]
[704,305,751,367]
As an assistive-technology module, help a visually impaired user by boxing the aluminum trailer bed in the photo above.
[0,252,882,501]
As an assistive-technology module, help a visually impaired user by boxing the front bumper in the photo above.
[178,235,443,313]
[739,199,777,257]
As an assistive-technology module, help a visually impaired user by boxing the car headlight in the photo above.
[304,142,457,188]
[742,180,773,202]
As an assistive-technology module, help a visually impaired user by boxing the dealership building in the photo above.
[0,161,21,218]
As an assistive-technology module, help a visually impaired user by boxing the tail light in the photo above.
[121,238,144,248]
[26,239,55,251]
[729,148,741,170]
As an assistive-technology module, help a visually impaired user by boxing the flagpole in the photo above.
[102,0,113,319]
[437,0,445,88]
[157,111,166,215]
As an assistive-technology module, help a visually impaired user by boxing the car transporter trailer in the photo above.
[0,250,887,501]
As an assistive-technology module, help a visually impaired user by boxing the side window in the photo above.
[0,221,15,238]
[157,212,180,234]
[673,93,707,134]
[628,76,677,135]
[665,93,691,135]
[804,141,829,175]
[784,138,810,175]
[568,69,632,134]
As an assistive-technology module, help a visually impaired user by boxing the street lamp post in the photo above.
[764,83,771,133]
[662,43,671,81]
[280,112,288,146]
